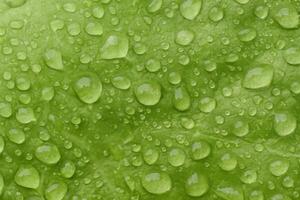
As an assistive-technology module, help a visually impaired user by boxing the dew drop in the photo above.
[44,49,64,71]
[141,172,172,194]
[16,107,36,124]
[185,172,209,197]
[199,97,216,113]
[35,143,61,165]
[168,148,186,167]
[45,182,68,200]
[173,86,191,111]
[243,64,273,89]
[180,0,202,20]
[7,128,25,144]
[191,141,211,160]
[218,153,237,171]
[269,159,289,176]
[111,76,131,90]
[274,112,296,136]
[135,81,161,106]
[14,165,40,189]
[100,34,129,59]
[175,30,194,46]
[283,47,300,65]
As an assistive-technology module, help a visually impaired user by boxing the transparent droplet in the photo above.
[238,28,257,42]
[168,148,186,167]
[7,128,25,144]
[234,0,249,4]
[141,172,172,194]
[173,87,191,111]
[269,159,289,176]
[274,112,296,136]
[44,49,64,71]
[209,7,224,22]
[191,141,211,160]
[249,190,264,200]
[35,143,61,165]
[41,87,55,101]
[146,59,161,72]
[180,0,202,20]
[14,165,40,189]
[135,81,161,106]
[218,153,237,171]
[175,30,194,46]
[111,76,131,90]
[143,148,159,165]
[216,184,244,200]
[185,172,209,197]
[199,97,216,113]
[85,22,103,36]
[233,120,249,137]
[45,182,68,200]
[283,47,300,65]
[254,5,269,19]
[0,136,4,154]
[16,107,36,124]
[240,169,257,184]
[60,161,76,178]
[100,34,129,59]
[5,0,26,8]
[73,73,102,104]
[147,0,162,13]
[0,102,12,118]
[243,64,273,89]
[168,72,181,85]
[273,5,299,29]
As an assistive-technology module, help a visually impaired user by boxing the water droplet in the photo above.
[191,141,211,160]
[143,148,159,165]
[173,86,191,111]
[216,185,244,200]
[270,194,291,200]
[175,30,194,46]
[269,159,289,176]
[0,136,4,154]
[168,148,186,167]
[0,102,12,118]
[16,107,36,124]
[234,0,249,4]
[111,76,131,90]
[243,64,273,89]
[209,7,224,22]
[147,0,162,13]
[135,81,161,106]
[7,128,25,144]
[67,23,81,36]
[146,59,161,72]
[254,5,269,19]
[283,47,300,65]
[233,120,249,137]
[199,97,216,113]
[273,5,299,29]
[60,161,76,178]
[45,182,68,200]
[218,153,237,171]
[41,87,55,101]
[35,143,61,165]
[5,0,26,8]
[73,73,102,104]
[238,28,257,42]
[274,112,296,136]
[185,172,209,197]
[100,34,128,59]
[85,22,103,36]
[44,49,64,71]
[141,172,172,194]
[92,6,104,19]
[240,169,257,184]
[0,173,3,196]
[249,190,264,200]
[15,165,40,189]
[16,75,31,91]
[282,176,294,188]
[168,72,181,85]
[180,0,202,20]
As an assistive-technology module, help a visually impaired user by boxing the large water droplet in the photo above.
[180,0,202,20]
[111,76,131,90]
[283,47,300,65]
[199,97,216,113]
[218,153,237,171]
[274,112,296,136]
[238,28,257,42]
[44,49,64,71]
[143,148,159,165]
[185,172,209,197]
[16,107,36,124]
[273,5,299,29]
[35,143,61,165]
[60,161,76,178]
[85,22,103,36]
[45,182,68,200]
[191,141,211,160]
[141,172,172,194]
[135,81,161,106]
[5,0,26,8]
[168,148,186,167]
[269,159,289,176]
[240,169,257,184]
[147,0,162,13]
[216,184,244,200]
[7,128,25,144]
[243,64,273,89]
[173,86,191,111]
[73,73,102,104]
[0,102,12,118]
[254,5,269,19]
[233,120,249,137]
[249,190,264,200]
[208,7,224,22]
[15,165,40,189]
[100,34,128,59]
[175,30,194,46]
